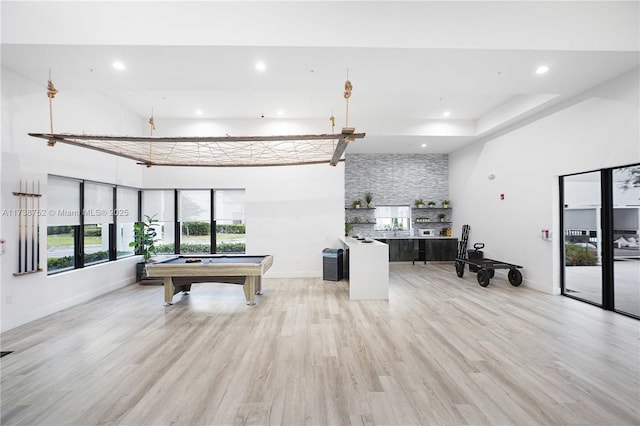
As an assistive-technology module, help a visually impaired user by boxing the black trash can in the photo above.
[322,248,344,281]
[467,244,484,272]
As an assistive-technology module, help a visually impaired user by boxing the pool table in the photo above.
[145,255,273,306]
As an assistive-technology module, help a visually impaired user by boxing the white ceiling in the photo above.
[2,1,639,155]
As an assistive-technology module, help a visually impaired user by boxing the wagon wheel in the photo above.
[455,261,465,277]
[477,269,490,287]
[488,269,495,278]
[508,269,523,286]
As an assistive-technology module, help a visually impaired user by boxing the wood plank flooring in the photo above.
[1,263,638,425]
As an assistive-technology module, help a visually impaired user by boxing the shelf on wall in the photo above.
[412,206,451,210]
[414,221,452,224]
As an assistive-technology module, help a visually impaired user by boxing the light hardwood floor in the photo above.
[1,263,639,425]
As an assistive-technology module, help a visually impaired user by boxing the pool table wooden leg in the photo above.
[164,277,174,306]
[243,276,256,305]
[255,276,263,295]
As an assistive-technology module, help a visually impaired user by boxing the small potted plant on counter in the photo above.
[414,199,425,208]
[345,222,353,236]
[442,199,450,208]
[364,192,373,208]
[352,199,362,208]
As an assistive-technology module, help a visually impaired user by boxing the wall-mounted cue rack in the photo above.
[13,180,43,276]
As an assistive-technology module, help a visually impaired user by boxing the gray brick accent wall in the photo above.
[345,154,449,237]
[345,154,449,206]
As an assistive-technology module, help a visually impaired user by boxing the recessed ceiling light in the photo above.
[536,65,549,75]
[443,111,451,117]
[255,61,266,72]
[421,143,427,148]
[195,109,203,116]
[112,61,125,71]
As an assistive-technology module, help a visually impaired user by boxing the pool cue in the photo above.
[36,180,40,270]
[18,180,22,273]
[31,181,35,271]
[24,180,28,272]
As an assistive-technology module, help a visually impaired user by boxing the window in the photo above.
[215,190,245,253]
[612,165,640,317]
[83,182,114,265]
[47,176,80,273]
[142,190,175,254]
[561,163,640,319]
[116,187,138,258]
[375,206,411,232]
[47,176,142,273]
[179,190,211,254]
[47,184,246,270]
[562,171,602,305]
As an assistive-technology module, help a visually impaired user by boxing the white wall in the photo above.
[1,68,145,332]
[1,68,345,331]
[449,68,640,294]
[142,126,345,278]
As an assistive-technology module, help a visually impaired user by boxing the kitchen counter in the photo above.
[341,237,389,300]
[343,237,389,245]
[377,236,457,239]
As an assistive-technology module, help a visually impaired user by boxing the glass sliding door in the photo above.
[562,171,603,305]
[612,165,640,317]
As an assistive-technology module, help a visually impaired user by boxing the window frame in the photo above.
[46,176,141,275]
[46,179,247,274]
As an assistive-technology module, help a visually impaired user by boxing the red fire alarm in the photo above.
[500,193,505,200]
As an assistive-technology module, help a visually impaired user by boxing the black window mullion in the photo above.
[133,190,142,256]
[77,181,85,268]
[559,176,566,295]
[110,187,117,261]
[211,189,216,254]
[174,189,180,254]
[600,169,614,310]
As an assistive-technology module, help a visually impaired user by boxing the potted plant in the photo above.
[427,200,436,207]
[364,192,373,208]
[414,199,425,208]
[442,199,450,208]
[352,199,362,208]
[130,214,159,281]
[438,213,446,222]
[345,222,353,236]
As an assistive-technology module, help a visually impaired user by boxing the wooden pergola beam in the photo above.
[329,127,358,166]
[28,132,365,143]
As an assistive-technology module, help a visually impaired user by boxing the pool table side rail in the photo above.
[146,255,273,278]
